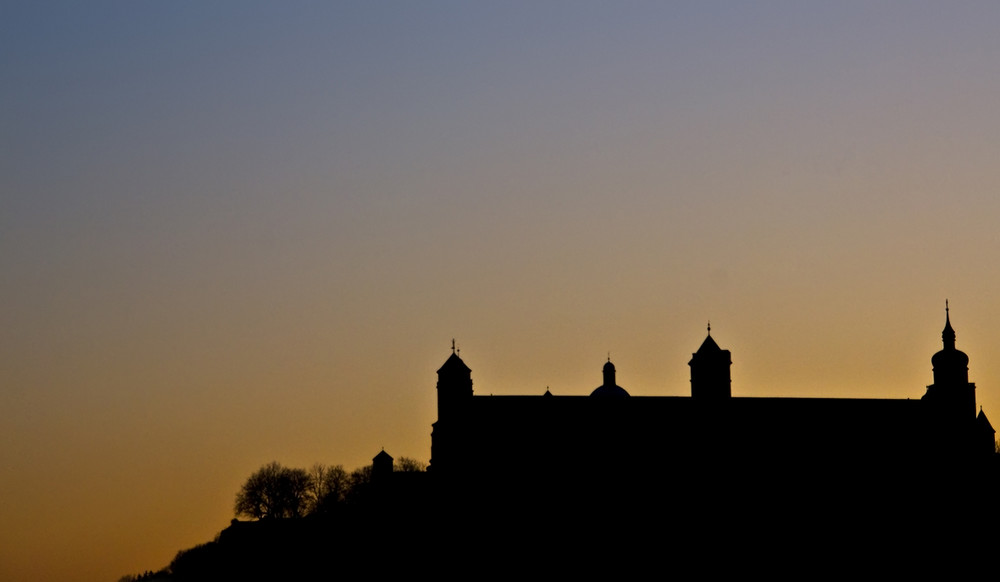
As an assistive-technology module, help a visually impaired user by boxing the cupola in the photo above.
[591,358,630,397]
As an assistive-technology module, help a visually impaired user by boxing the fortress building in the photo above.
[428,307,996,524]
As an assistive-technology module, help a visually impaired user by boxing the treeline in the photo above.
[234,458,425,520]
[119,458,427,582]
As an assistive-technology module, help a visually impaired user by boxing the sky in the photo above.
[3,2,1000,579]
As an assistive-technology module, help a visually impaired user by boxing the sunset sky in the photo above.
[4,3,1000,579]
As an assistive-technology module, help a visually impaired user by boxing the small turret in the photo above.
[372,449,394,482]
[591,358,630,397]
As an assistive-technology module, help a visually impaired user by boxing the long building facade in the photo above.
[429,308,996,521]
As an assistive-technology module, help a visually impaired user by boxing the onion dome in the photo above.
[931,301,969,385]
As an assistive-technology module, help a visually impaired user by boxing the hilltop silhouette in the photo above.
[124,307,999,580]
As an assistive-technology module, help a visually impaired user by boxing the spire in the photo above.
[942,300,956,349]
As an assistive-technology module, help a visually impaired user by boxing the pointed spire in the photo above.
[942,300,956,349]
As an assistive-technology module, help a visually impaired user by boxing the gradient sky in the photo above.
[4,2,1000,580]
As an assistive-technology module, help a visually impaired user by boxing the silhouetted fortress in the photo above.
[197,307,998,577]
[426,307,996,531]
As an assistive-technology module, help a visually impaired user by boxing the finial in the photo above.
[607,352,611,363]
[451,338,456,354]
[707,321,711,336]
[941,300,956,347]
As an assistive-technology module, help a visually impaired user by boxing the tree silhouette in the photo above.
[305,463,349,515]
[395,456,427,472]
[234,461,312,519]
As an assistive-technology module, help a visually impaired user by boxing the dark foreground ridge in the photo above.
[130,462,1000,580]
[127,308,999,580]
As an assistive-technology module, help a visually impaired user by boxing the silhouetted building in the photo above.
[429,307,996,526]
[372,449,393,478]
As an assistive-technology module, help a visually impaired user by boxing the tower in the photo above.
[922,302,976,421]
[436,340,472,421]
[430,340,473,474]
[689,324,732,399]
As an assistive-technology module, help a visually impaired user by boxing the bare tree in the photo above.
[234,462,312,520]
[306,463,349,514]
[395,457,428,472]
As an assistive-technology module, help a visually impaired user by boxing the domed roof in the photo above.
[591,384,630,397]
[931,346,969,369]
[932,303,969,368]
[930,302,971,390]
[590,384,629,397]
[591,358,629,397]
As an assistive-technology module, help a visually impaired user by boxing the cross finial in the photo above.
[451,338,456,354]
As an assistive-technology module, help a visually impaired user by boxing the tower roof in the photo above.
[695,322,722,353]
[696,334,721,353]
[932,302,968,369]
[437,351,471,374]
[977,408,995,434]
